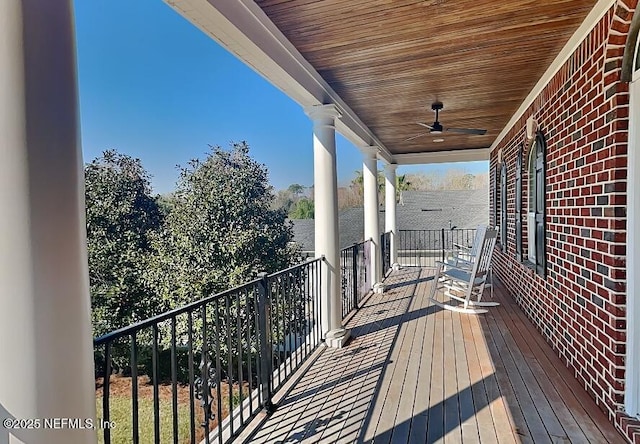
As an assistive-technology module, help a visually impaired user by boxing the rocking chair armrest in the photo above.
[453,257,474,266]
[435,261,471,273]
[452,243,471,251]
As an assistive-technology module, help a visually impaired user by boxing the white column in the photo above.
[0,2,96,443]
[385,163,400,270]
[305,104,350,348]
[362,147,384,292]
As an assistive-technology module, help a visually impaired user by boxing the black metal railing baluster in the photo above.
[244,287,254,416]
[313,261,319,344]
[290,269,297,372]
[320,258,324,341]
[171,317,178,443]
[308,264,312,349]
[187,312,196,444]
[294,266,302,368]
[200,305,211,444]
[287,270,294,377]
[352,243,358,311]
[273,275,281,388]
[380,233,385,275]
[213,300,223,444]
[152,325,160,444]
[130,333,139,444]
[225,295,234,438]
[102,342,112,444]
[282,273,289,379]
[257,272,273,411]
[253,283,263,407]
[235,290,244,426]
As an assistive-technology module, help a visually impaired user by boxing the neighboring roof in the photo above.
[290,207,365,251]
[291,189,489,252]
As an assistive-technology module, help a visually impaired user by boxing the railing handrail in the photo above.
[93,258,322,346]
[340,239,370,253]
[267,257,321,278]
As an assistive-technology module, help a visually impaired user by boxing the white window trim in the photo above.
[527,144,537,263]
[625,36,640,418]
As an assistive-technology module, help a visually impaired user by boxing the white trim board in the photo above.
[394,148,490,165]
[625,60,640,419]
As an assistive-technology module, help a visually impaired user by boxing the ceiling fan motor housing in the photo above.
[431,101,444,133]
[431,122,444,133]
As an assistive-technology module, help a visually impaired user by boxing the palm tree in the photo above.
[396,174,411,205]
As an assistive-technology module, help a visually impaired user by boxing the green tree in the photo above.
[287,183,305,197]
[273,189,296,213]
[156,192,177,216]
[289,197,314,219]
[146,143,301,377]
[85,150,164,338]
[149,142,299,305]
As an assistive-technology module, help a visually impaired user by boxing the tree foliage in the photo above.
[404,170,488,191]
[149,142,299,305]
[287,183,305,197]
[272,183,314,219]
[289,197,315,219]
[85,150,164,337]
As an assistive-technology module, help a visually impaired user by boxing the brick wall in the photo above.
[489,2,639,441]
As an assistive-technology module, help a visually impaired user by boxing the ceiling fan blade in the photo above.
[416,122,434,130]
[405,132,429,141]
[446,127,487,135]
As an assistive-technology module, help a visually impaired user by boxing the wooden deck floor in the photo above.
[239,268,625,444]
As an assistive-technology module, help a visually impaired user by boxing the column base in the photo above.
[373,282,385,294]
[324,328,351,348]
[392,263,401,271]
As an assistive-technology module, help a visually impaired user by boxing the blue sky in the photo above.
[74,0,487,194]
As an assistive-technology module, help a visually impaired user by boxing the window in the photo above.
[515,145,523,261]
[527,144,536,263]
[527,131,547,276]
[493,165,498,229]
[500,162,507,248]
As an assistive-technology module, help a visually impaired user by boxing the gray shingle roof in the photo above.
[291,189,489,252]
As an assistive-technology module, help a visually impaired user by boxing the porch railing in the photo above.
[340,240,371,319]
[398,228,476,267]
[94,258,323,444]
[380,231,392,276]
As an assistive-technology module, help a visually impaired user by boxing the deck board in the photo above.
[408,275,437,443]
[499,289,620,443]
[452,304,480,444]
[240,268,626,444]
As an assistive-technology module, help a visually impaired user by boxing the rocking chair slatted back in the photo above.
[468,224,487,258]
[450,224,487,267]
[471,227,497,280]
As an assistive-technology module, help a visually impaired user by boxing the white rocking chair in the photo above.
[445,224,494,299]
[429,226,498,314]
[446,224,487,269]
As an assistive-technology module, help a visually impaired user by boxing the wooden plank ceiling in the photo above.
[255,0,599,155]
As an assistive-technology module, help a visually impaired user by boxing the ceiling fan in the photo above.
[406,101,487,141]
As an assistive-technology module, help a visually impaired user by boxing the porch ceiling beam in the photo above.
[165,0,394,163]
[394,148,490,165]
